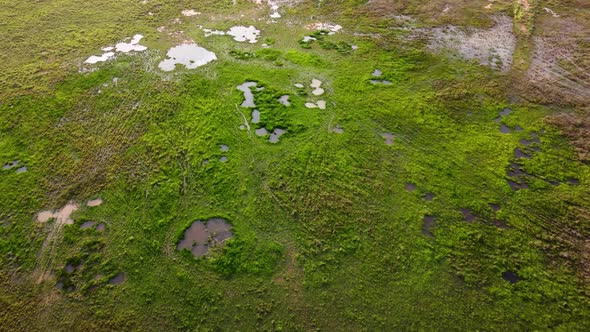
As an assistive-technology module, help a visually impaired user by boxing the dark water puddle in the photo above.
[382,132,394,146]
[495,108,522,134]
[405,183,417,191]
[80,221,95,229]
[177,218,232,257]
[506,159,533,191]
[493,219,508,229]
[520,136,540,146]
[568,178,580,185]
[109,272,126,285]
[488,203,508,228]
[514,147,531,159]
[423,193,435,201]
[460,208,476,223]
[422,216,436,237]
[499,108,512,117]
[499,124,511,133]
[507,179,528,191]
[519,138,531,146]
[507,163,529,179]
[548,177,580,187]
[56,281,73,292]
[96,223,106,232]
[502,270,520,284]
[494,108,511,123]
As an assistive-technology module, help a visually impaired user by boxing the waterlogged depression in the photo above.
[158,44,217,71]
[177,219,233,257]
[85,34,147,64]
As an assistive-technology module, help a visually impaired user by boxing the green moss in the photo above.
[1,0,590,331]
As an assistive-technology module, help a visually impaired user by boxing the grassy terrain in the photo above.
[1,0,590,330]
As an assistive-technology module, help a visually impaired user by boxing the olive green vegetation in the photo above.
[1,0,590,331]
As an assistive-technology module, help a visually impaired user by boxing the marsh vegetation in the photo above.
[1,0,590,330]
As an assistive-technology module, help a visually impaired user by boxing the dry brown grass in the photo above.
[545,112,590,161]
[519,15,590,107]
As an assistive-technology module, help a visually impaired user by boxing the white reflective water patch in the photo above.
[158,44,217,71]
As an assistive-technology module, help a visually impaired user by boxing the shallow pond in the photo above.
[177,218,233,257]
[422,216,436,237]
[309,79,325,96]
[96,223,106,232]
[256,128,269,136]
[85,34,147,64]
[423,193,435,201]
[507,179,528,191]
[115,34,147,53]
[80,221,95,229]
[251,109,260,123]
[158,44,217,71]
[227,26,260,43]
[85,52,115,64]
[382,132,394,145]
[502,270,520,284]
[370,80,392,85]
[2,160,18,170]
[109,272,126,285]
[460,208,476,223]
[499,108,512,117]
[331,125,344,134]
[237,82,258,107]
[269,129,287,143]
[513,147,531,159]
[278,95,290,106]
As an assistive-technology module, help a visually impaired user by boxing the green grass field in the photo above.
[1,0,590,330]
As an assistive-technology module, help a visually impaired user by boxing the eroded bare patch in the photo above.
[428,16,516,71]
[525,17,590,106]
